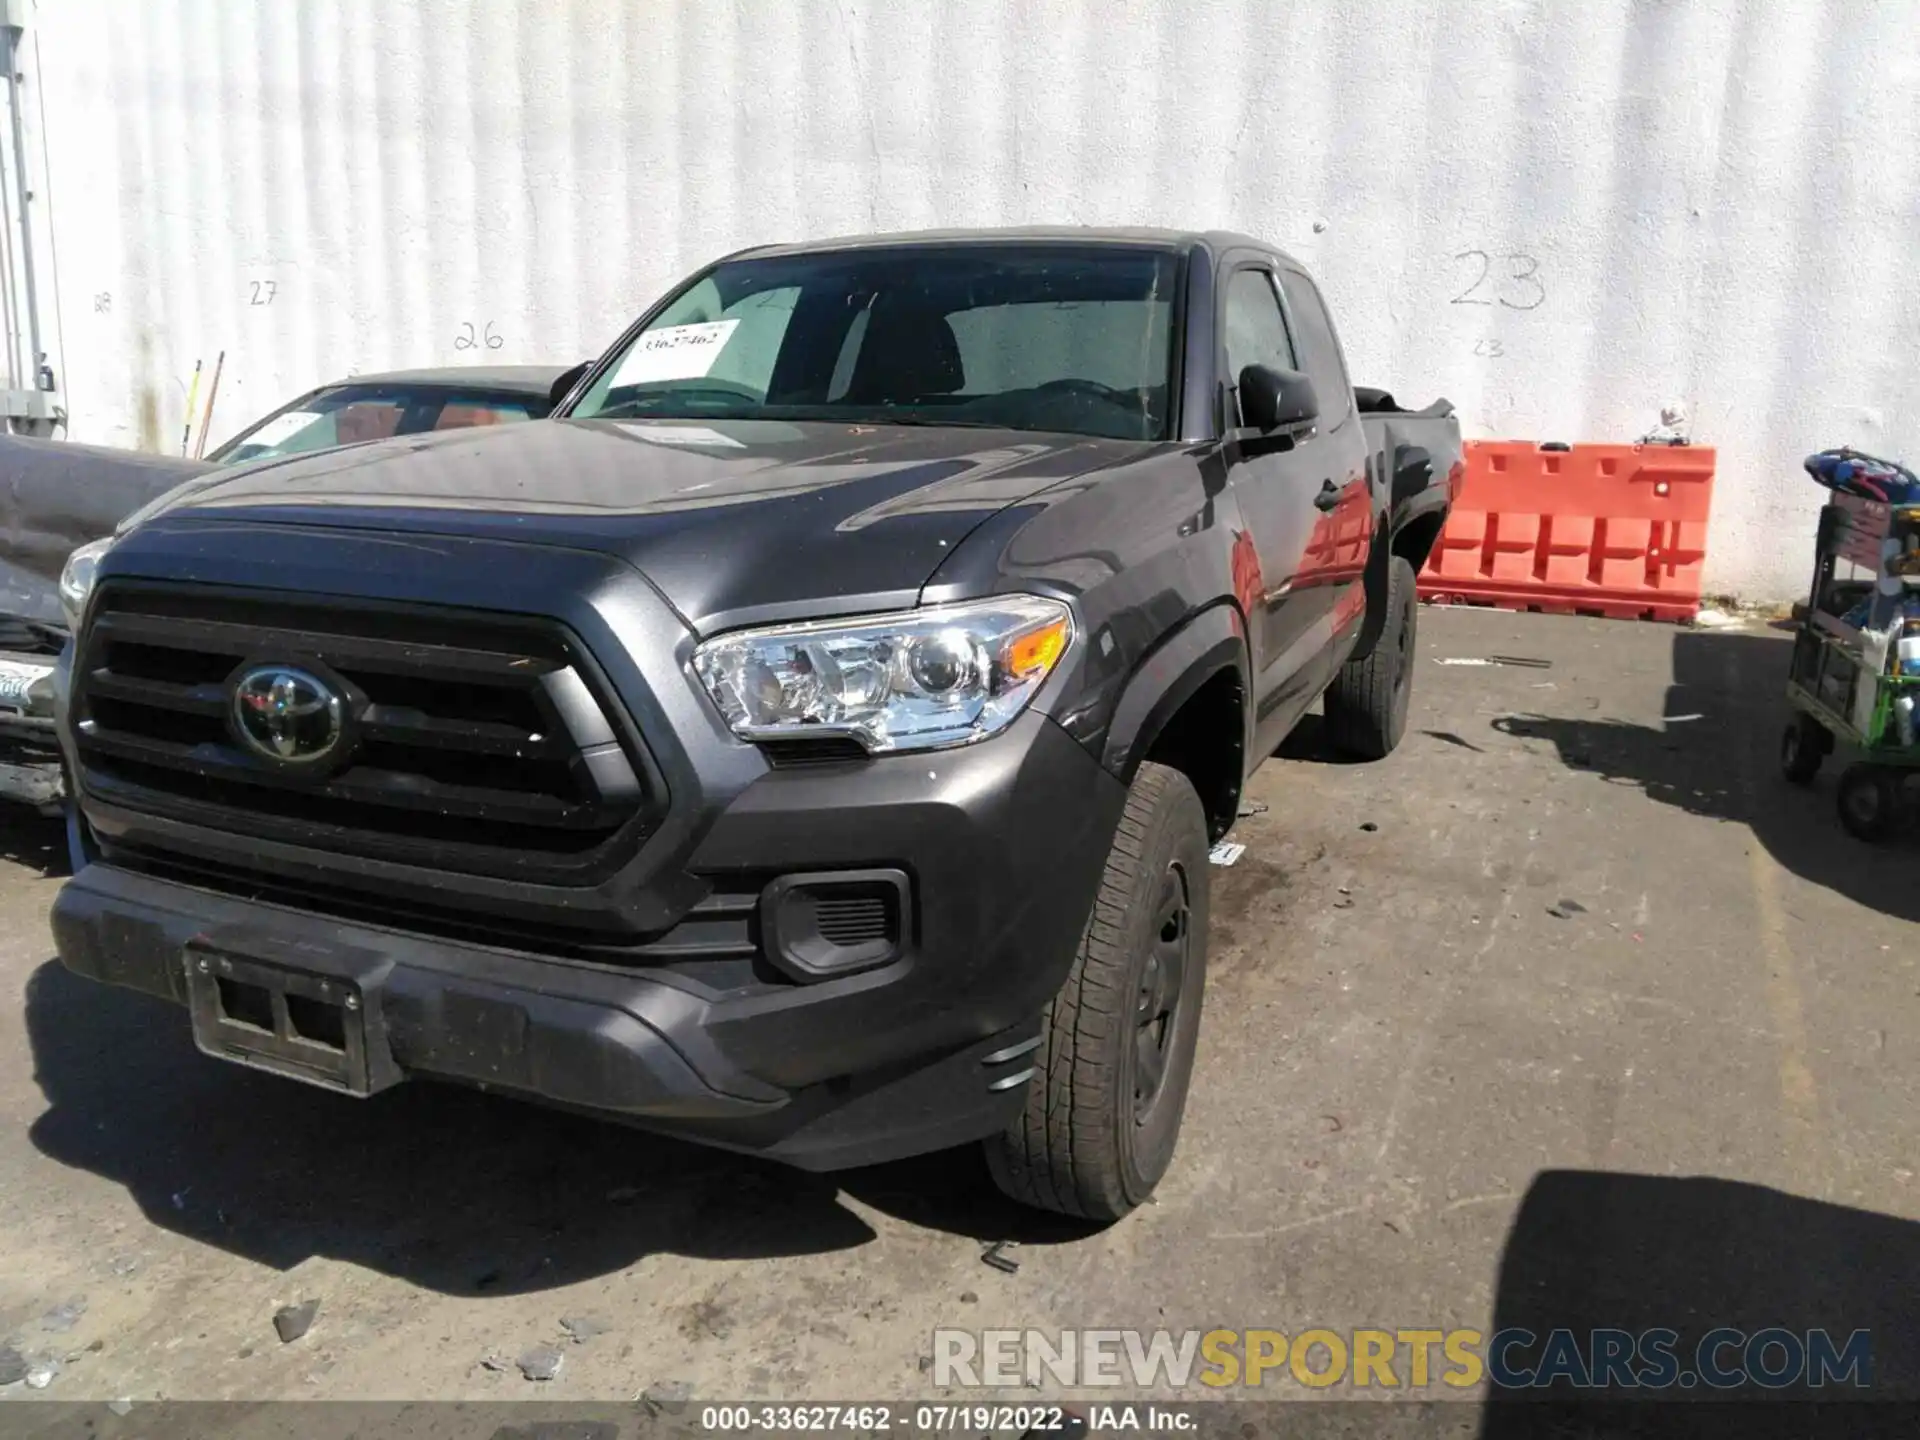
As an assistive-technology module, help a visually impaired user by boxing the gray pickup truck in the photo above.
[52,229,1459,1218]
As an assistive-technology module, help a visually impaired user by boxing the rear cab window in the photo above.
[211,385,540,464]
[433,398,534,430]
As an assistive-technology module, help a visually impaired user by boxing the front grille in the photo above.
[73,584,656,881]
[0,711,59,758]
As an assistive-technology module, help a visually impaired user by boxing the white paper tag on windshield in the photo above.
[241,410,325,448]
[618,423,746,449]
[611,319,741,388]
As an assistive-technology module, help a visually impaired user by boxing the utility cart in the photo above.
[1780,487,1920,842]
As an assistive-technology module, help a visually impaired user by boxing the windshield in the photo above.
[570,244,1182,442]
[207,384,541,465]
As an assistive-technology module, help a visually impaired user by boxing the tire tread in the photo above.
[1325,554,1417,760]
[986,762,1203,1220]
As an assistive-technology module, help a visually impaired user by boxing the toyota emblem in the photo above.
[231,665,344,764]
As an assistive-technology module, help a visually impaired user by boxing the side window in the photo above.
[1222,270,1296,396]
[1276,270,1352,428]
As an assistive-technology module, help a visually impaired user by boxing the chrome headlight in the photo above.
[692,596,1073,754]
[58,536,114,631]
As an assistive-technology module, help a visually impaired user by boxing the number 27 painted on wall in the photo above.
[1452,251,1544,310]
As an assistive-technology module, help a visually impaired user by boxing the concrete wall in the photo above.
[24,0,1920,600]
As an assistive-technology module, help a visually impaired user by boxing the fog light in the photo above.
[760,869,910,981]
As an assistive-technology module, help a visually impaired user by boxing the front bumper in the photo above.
[54,710,1127,1169]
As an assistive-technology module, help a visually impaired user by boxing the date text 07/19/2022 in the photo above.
[697,1405,1186,1435]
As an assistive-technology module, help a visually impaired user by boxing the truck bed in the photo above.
[1356,387,1463,542]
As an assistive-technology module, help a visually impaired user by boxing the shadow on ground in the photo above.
[1478,1169,1920,1436]
[0,807,67,877]
[24,960,1092,1296]
[1273,712,1365,765]
[1493,627,1920,923]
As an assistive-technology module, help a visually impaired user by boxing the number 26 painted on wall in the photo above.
[454,321,503,351]
[1451,251,1545,310]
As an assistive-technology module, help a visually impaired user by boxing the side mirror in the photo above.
[1237,365,1319,433]
[547,360,592,414]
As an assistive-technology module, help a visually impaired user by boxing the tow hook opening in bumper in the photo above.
[183,944,399,1098]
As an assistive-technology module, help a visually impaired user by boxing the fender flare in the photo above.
[1350,441,1437,661]
[1347,518,1393,662]
[1099,602,1251,783]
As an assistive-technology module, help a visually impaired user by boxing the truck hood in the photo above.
[126,417,1151,632]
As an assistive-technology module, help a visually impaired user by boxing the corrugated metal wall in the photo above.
[26,0,1920,598]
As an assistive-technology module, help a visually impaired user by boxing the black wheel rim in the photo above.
[1134,863,1190,1122]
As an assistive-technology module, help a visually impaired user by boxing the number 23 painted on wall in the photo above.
[1451,251,1545,311]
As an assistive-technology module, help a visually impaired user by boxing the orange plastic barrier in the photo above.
[1418,441,1717,622]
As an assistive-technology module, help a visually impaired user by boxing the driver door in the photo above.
[1276,267,1374,647]
[1219,264,1330,753]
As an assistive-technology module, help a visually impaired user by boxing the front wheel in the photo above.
[1325,555,1418,760]
[1836,763,1901,843]
[985,761,1210,1221]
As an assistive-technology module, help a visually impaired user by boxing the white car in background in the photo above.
[0,364,579,815]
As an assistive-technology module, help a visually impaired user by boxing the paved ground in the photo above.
[0,606,1914,1408]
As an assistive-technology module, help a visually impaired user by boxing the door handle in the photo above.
[1313,481,1340,513]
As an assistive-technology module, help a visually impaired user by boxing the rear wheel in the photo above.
[985,761,1210,1221]
[1325,555,1418,760]
[1780,714,1828,785]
